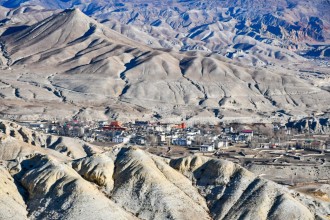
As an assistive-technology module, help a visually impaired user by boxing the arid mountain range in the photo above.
[0,120,329,219]
[0,1,329,123]
[0,0,329,59]
[0,3,329,220]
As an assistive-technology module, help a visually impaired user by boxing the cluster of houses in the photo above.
[18,120,255,152]
[18,119,330,153]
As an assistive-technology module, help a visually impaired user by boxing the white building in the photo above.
[172,138,192,146]
[239,130,254,141]
[224,127,234,133]
[113,135,131,144]
[216,140,228,149]
[158,134,166,143]
[200,145,214,152]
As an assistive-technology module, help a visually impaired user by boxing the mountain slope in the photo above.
[1,0,328,61]
[0,9,329,123]
[2,8,147,66]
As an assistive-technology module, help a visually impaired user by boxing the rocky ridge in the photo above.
[0,120,329,219]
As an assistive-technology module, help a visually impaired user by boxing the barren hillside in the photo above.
[0,9,329,123]
[1,0,329,61]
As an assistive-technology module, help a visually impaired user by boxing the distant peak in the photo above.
[62,8,83,15]
[65,8,79,12]
[57,7,91,21]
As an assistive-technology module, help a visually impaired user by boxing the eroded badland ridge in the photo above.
[0,120,329,220]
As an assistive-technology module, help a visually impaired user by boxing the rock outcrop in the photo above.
[111,148,211,220]
[19,155,136,220]
[170,156,316,220]
[72,153,115,193]
[0,166,28,220]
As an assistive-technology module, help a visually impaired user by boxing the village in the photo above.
[11,119,330,185]
[17,119,329,153]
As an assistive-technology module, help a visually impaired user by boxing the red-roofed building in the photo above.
[173,123,187,129]
[103,121,127,131]
[239,130,254,141]
[240,130,253,134]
